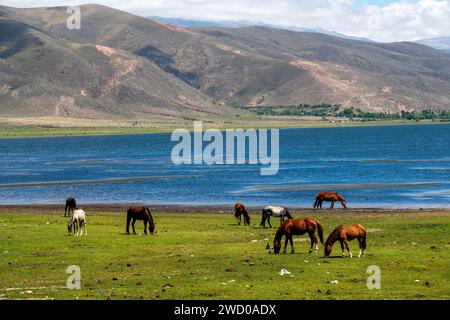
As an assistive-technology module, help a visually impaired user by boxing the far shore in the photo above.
[0,116,448,139]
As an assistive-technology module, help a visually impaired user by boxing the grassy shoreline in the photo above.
[0,118,447,139]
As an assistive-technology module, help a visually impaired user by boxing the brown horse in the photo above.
[234,203,251,226]
[64,197,77,217]
[126,207,155,235]
[314,192,347,209]
[324,224,366,258]
[273,218,324,255]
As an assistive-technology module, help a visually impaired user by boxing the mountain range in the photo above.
[1,4,450,120]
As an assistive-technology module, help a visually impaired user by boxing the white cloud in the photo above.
[1,0,450,42]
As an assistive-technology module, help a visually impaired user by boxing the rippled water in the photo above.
[0,124,449,208]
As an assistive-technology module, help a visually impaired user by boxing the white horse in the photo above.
[260,206,293,228]
[68,209,87,236]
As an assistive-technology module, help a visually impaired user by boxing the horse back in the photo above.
[128,207,151,221]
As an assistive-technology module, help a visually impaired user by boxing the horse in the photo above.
[68,209,87,237]
[64,197,77,217]
[324,224,366,258]
[273,218,324,254]
[126,207,155,235]
[234,203,251,226]
[314,192,347,209]
[260,206,293,228]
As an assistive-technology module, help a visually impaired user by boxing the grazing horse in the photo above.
[324,224,366,258]
[273,218,324,254]
[234,203,251,226]
[126,207,155,235]
[68,209,87,237]
[314,192,347,209]
[65,197,77,217]
[260,206,293,228]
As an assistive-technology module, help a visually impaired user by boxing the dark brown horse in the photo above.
[234,203,251,226]
[273,218,324,254]
[324,224,366,258]
[64,197,77,217]
[314,192,347,209]
[126,207,155,235]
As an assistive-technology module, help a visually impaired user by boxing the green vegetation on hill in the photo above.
[240,105,450,122]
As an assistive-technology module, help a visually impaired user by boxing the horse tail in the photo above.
[244,210,251,226]
[316,220,324,245]
[126,209,132,233]
[361,228,367,250]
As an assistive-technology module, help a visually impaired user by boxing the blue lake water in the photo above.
[0,124,450,208]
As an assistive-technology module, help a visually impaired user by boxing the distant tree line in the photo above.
[238,104,450,121]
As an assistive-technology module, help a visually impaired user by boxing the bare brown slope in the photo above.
[0,6,222,119]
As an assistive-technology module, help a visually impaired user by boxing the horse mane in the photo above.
[325,225,344,245]
[274,225,286,242]
[145,207,154,223]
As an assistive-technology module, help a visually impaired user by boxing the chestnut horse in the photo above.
[314,192,347,209]
[324,224,366,258]
[126,207,155,235]
[273,218,324,254]
[65,197,77,217]
[234,203,251,226]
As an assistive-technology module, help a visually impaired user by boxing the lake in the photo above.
[1,124,450,208]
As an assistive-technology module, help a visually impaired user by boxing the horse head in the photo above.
[67,219,73,235]
[145,207,156,234]
[273,239,282,254]
[324,241,333,257]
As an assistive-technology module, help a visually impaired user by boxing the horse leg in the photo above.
[283,236,288,254]
[343,239,352,258]
[238,214,242,226]
[132,218,137,234]
[260,212,266,228]
[330,201,334,210]
[268,216,272,228]
[339,240,345,256]
[358,238,363,258]
[84,220,87,236]
[126,215,131,234]
[144,220,148,235]
[308,232,315,254]
[289,235,295,254]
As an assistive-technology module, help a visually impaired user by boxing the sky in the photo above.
[1,0,450,42]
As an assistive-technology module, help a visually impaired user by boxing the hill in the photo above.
[2,4,450,121]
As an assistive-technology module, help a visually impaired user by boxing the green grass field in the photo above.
[0,209,449,300]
